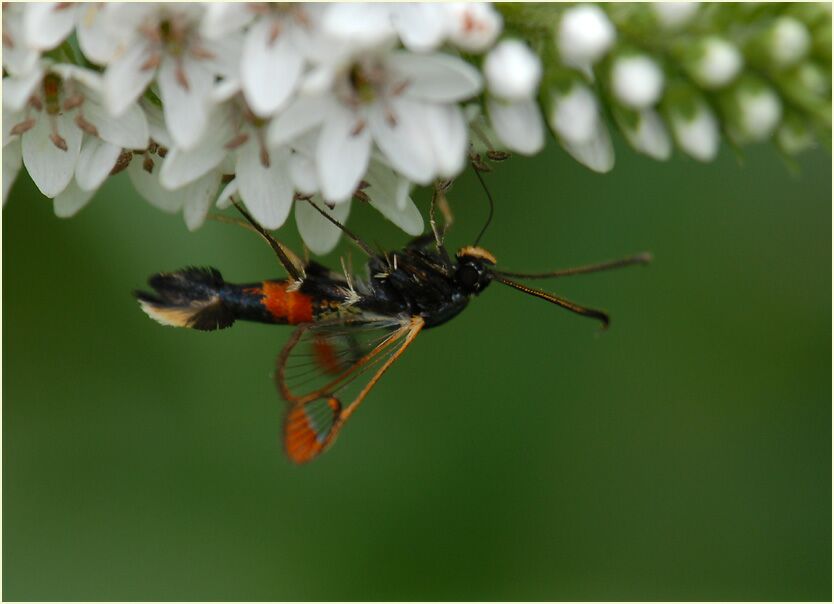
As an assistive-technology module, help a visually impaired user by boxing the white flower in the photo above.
[610,55,665,109]
[200,3,255,40]
[487,99,545,156]
[160,83,295,230]
[322,3,500,55]
[389,4,450,53]
[769,17,811,68]
[3,63,148,199]
[128,148,222,231]
[670,102,720,161]
[735,86,783,142]
[94,3,238,150]
[483,40,544,156]
[557,5,616,70]
[484,39,541,102]
[239,6,310,118]
[291,153,423,253]
[269,49,481,202]
[75,3,121,66]
[295,195,353,255]
[620,109,672,161]
[22,2,77,51]
[651,3,699,30]
[445,3,502,53]
[689,37,743,89]
[2,5,40,77]
[549,84,614,173]
[549,84,599,145]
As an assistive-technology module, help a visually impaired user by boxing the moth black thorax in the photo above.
[358,245,495,328]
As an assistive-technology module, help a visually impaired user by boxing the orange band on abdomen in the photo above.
[261,281,314,324]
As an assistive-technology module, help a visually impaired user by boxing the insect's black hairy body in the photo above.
[361,248,482,328]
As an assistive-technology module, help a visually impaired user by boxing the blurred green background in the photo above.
[3,136,830,601]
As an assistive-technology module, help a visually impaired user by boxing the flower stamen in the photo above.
[50,132,69,151]
[350,119,366,137]
[74,112,99,137]
[224,132,250,150]
[10,118,36,136]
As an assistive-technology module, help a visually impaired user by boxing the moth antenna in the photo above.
[495,252,652,280]
[493,275,610,330]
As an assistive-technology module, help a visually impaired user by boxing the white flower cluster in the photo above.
[3,3,830,253]
[2,2,518,253]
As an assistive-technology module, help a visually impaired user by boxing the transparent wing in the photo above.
[276,315,424,464]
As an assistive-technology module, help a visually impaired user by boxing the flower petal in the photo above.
[316,106,372,202]
[621,109,672,161]
[3,138,23,204]
[23,3,76,50]
[75,137,120,191]
[3,67,44,112]
[366,158,412,211]
[242,19,304,117]
[215,178,238,209]
[201,3,254,39]
[182,171,223,231]
[488,98,545,156]
[141,99,173,148]
[76,4,120,64]
[386,52,482,103]
[322,3,395,49]
[2,10,40,77]
[422,103,467,177]
[295,195,351,255]
[21,110,82,197]
[235,143,294,230]
[364,167,423,236]
[369,98,435,185]
[53,179,96,218]
[128,159,182,213]
[561,120,615,173]
[104,40,156,117]
[83,93,149,149]
[391,4,448,52]
[289,152,318,195]
[158,54,214,150]
[267,94,333,147]
[159,109,233,189]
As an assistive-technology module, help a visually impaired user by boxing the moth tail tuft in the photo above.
[135,267,235,331]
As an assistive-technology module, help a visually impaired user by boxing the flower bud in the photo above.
[446,3,502,53]
[616,107,672,160]
[484,39,542,101]
[724,77,783,142]
[548,82,600,144]
[547,81,613,172]
[610,54,665,109]
[687,37,743,89]
[557,5,616,69]
[651,2,699,30]
[663,83,719,161]
[768,17,811,68]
